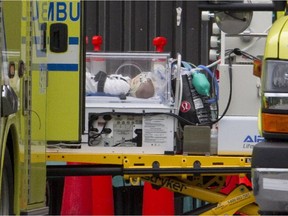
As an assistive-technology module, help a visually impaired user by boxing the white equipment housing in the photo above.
[217,9,272,155]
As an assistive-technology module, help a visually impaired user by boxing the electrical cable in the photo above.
[207,48,258,124]
[206,58,221,68]
[89,121,107,145]
[191,49,233,71]
[46,143,82,149]
[211,50,234,125]
[112,140,132,147]
[241,24,271,53]
[112,138,138,147]
[203,27,270,69]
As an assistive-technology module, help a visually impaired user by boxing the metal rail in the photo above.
[46,164,250,177]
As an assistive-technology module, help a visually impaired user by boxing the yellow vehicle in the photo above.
[0,0,84,214]
[252,8,288,215]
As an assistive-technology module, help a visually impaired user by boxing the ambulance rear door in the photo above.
[46,0,84,142]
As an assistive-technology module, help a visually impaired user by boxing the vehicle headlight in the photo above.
[262,60,288,110]
[263,60,288,92]
[262,60,288,135]
[263,93,288,110]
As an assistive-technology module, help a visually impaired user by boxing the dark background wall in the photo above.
[85,1,206,65]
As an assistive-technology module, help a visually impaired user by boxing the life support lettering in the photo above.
[243,135,264,143]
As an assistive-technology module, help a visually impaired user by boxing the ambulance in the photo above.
[252,10,288,215]
[0,0,84,214]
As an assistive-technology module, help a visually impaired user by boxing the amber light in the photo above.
[253,59,262,78]
[262,113,288,133]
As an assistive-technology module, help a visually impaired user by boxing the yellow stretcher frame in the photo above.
[46,152,257,215]
[46,152,251,168]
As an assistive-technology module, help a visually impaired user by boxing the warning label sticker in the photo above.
[143,115,169,146]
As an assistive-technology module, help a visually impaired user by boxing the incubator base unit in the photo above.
[85,107,175,154]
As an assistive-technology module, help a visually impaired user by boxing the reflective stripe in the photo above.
[48,63,78,71]
[69,37,79,45]
[255,168,288,172]
[264,92,288,97]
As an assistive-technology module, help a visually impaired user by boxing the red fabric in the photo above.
[61,163,114,215]
[142,182,174,215]
[92,176,114,215]
[61,176,93,215]
[221,175,252,195]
